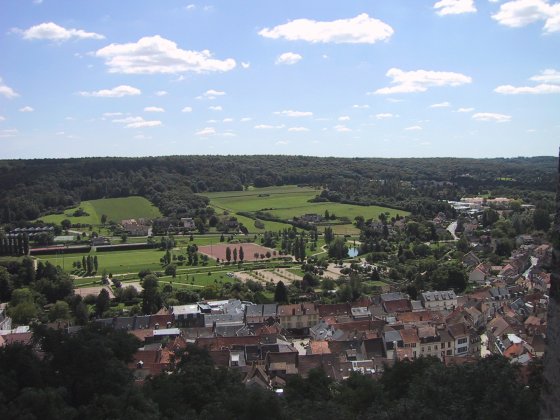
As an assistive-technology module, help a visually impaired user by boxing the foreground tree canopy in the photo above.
[0,326,542,420]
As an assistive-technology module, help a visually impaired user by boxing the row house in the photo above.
[277,303,319,330]
[421,290,457,311]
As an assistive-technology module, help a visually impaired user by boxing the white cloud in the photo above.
[274,110,313,117]
[405,125,423,130]
[375,113,396,119]
[19,106,34,112]
[33,0,43,4]
[112,116,162,128]
[240,117,252,122]
[0,78,19,98]
[79,85,141,98]
[492,0,560,33]
[134,134,152,140]
[530,68,560,83]
[495,69,560,94]
[429,101,451,108]
[259,13,394,44]
[254,124,285,129]
[288,126,310,132]
[19,22,104,41]
[155,90,168,96]
[338,115,351,121]
[434,0,477,16]
[275,140,289,145]
[276,52,302,65]
[206,119,218,124]
[144,106,165,112]
[95,35,236,74]
[0,116,5,121]
[494,83,560,94]
[195,127,216,136]
[457,107,475,112]
[204,89,226,97]
[472,112,512,122]
[181,106,193,113]
[102,112,123,117]
[241,62,251,69]
[209,105,222,111]
[352,104,370,109]
[374,68,472,94]
[223,118,234,123]
[334,124,351,132]
[185,4,196,11]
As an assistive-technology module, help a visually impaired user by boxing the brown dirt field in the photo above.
[198,243,277,262]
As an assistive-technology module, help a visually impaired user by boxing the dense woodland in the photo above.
[0,155,556,223]
[0,325,542,420]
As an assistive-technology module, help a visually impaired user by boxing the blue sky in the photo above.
[0,0,559,159]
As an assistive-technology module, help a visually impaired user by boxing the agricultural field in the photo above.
[37,196,161,225]
[201,185,408,234]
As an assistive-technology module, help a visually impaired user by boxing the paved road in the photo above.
[447,220,459,241]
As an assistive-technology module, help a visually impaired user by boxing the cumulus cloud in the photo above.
[530,68,560,83]
[275,140,290,145]
[274,110,313,117]
[223,118,234,123]
[155,90,168,96]
[375,113,397,119]
[95,35,236,74]
[338,116,351,121]
[352,104,370,109]
[276,52,302,65]
[195,127,216,136]
[492,0,560,33]
[434,0,477,16]
[259,13,394,44]
[495,69,560,94]
[0,116,5,121]
[79,85,141,98]
[209,105,223,111]
[429,101,451,108]
[19,106,34,112]
[0,129,18,138]
[113,116,162,128]
[144,106,165,112]
[457,107,475,112]
[288,126,310,132]
[472,112,512,122]
[405,125,423,130]
[19,22,104,41]
[202,89,226,99]
[241,62,251,69]
[0,78,19,98]
[374,68,472,94]
[240,117,252,122]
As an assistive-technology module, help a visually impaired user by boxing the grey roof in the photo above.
[205,313,244,327]
[381,292,408,302]
[421,290,457,302]
[245,304,263,317]
[383,330,403,343]
[410,300,424,311]
[262,304,278,317]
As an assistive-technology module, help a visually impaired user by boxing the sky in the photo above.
[0,0,559,159]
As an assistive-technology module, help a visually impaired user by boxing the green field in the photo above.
[38,196,162,225]
[201,185,408,233]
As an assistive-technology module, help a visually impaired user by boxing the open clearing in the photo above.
[201,185,408,234]
[38,196,162,225]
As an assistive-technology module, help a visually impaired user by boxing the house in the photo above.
[180,217,196,229]
[0,306,12,331]
[469,263,491,284]
[399,328,420,359]
[382,329,403,359]
[448,323,469,356]
[246,304,278,324]
[350,306,371,320]
[172,304,204,328]
[277,303,318,330]
[91,236,110,247]
[421,290,457,311]
[121,219,151,236]
[418,325,441,359]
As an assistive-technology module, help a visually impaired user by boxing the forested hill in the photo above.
[0,155,556,223]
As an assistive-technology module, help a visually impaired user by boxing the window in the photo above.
[458,337,467,344]
[457,346,468,354]
[434,345,438,350]
[412,343,416,348]
[446,350,452,356]
[428,346,431,351]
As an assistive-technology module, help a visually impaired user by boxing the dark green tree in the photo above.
[274,281,289,303]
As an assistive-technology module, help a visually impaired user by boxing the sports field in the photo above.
[37,196,162,225]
